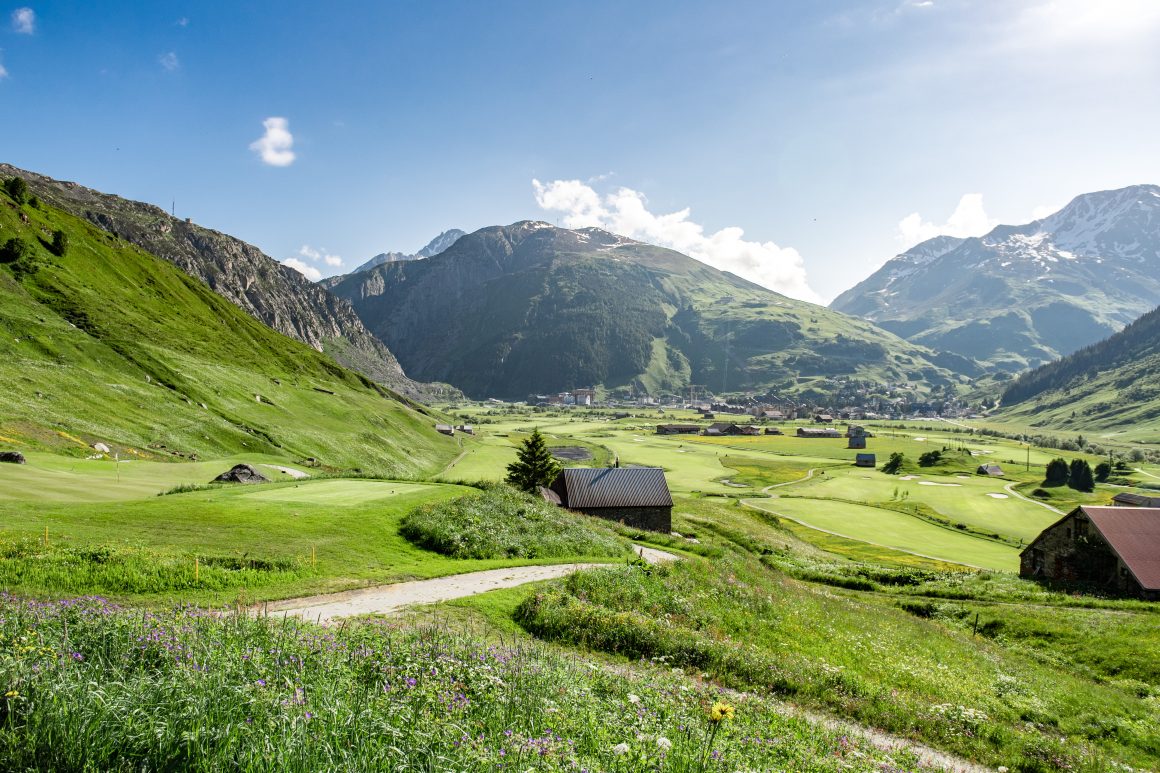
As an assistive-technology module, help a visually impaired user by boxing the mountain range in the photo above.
[831,185,1160,371]
[348,230,466,274]
[325,221,963,400]
[0,164,434,398]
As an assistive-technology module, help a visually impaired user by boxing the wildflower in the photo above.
[656,736,672,751]
[612,742,630,756]
[627,693,640,704]
[709,701,735,723]
[4,690,18,698]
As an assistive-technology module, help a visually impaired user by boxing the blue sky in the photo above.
[1,1,1157,302]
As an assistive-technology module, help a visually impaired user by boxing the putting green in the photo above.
[750,496,1019,571]
[241,480,444,506]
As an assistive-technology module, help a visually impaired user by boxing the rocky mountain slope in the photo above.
[326,221,964,400]
[998,303,1160,432]
[0,164,428,396]
[0,179,454,472]
[831,185,1160,371]
[347,229,466,274]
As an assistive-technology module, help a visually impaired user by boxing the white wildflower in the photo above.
[612,742,630,756]
[627,693,640,704]
[656,736,673,751]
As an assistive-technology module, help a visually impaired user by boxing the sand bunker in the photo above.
[919,481,961,487]
[987,493,1009,499]
[900,475,920,481]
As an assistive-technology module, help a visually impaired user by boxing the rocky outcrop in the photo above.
[0,451,26,464]
[0,163,435,397]
[212,464,268,484]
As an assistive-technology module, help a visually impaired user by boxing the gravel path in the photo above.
[263,545,676,623]
[260,464,309,479]
[1003,481,1063,514]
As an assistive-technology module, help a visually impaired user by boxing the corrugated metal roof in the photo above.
[559,467,673,509]
[1112,492,1160,508]
[1081,506,1160,591]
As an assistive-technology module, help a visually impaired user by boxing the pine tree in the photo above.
[505,428,562,494]
[1094,462,1112,483]
[1044,458,1070,486]
[50,229,68,257]
[3,177,29,205]
[1068,459,1095,492]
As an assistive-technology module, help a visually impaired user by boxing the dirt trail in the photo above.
[1003,481,1063,514]
[263,545,676,623]
[761,467,820,493]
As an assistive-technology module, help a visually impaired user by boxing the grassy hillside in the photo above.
[328,222,966,400]
[0,183,455,474]
[998,304,1160,437]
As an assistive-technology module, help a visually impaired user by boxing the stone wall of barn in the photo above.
[576,506,672,533]
[1020,512,1142,596]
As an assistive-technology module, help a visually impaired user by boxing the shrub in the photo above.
[0,237,31,265]
[882,451,905,474]
[1044,458,1069,486]
[1094,462,1112,483]
[918,450,942,467]
[400,484,629,559]
[3,176,29,205]
[50,229,69,257]
[1068,459,1094,492]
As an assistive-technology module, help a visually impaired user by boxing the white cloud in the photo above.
[0,63,7,81]
[177,17,189,27]
[1031,203,1063,221]
[159,52,179,71]
[282,257,322,281]
[11,7,34,34]
[1006,0,1160,49]
[249,117,296,167]
[533,179,820,303]
[896,193,997,247]
[298,244,342,267]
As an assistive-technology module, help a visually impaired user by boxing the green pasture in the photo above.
[0,478,622,603]
[0,452,304,503]
[789,469,1060,543]
[746,496,1019,571]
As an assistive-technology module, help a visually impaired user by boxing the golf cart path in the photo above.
[761,467,820,493]
[1136,467,1160,481]
[264,545,676,623]
[1003,481,1063,514]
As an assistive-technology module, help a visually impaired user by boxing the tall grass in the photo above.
[515,554,1160,772]
[0,593,928,772]
[400,485,630,560]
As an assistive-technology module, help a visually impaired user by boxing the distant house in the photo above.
[455,425,474,435]
[855,453,876,468]
[1112,492,1160,508]
[814,413,833,423]
[656,423,702,436]
[435,424,455,436]
[549,467,673,532]
[704,422,759,437]
[847,426,869,450]
[1020,506,1160,599]
[797,427,841,439]
[764,427,783,435]
[976,464,1004,476]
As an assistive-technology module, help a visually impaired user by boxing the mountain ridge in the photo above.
[831,185,1160,371]
[349,229,466,274]
[327,220,965,400]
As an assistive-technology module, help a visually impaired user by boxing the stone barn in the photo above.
[977,464,1004,476]
[549,467,672,533]
[1020,506,1160,599]
[855,453,876,468]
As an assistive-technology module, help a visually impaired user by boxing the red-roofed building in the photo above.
[1020,506,1160,599]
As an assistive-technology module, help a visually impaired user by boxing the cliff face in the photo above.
[0,163,430,396]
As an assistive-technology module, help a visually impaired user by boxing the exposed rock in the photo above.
[92,442,111,453]
[0,451,27,464]
[212,464,269,484]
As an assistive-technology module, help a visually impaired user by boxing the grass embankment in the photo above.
[400,485,630,560]
[515,555,1160,772]
[0,479,636,605]
[0,595,931,772]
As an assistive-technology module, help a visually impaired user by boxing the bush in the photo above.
[0,237,31,265]
[50,229,69,257]
[1068,459,1094,492]
[400,484,629,559]
[918,450,942,467]
[1094,462,1112,483]
[3,176,29,205]
[882,451,905,474]
[1044,458,1069,486]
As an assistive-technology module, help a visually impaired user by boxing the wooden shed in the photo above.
[549,467,673,533]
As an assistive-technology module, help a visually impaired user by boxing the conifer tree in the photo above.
[1068,459,1095,492]
[1044,458,1069,486]
[505,428,562,494]
[3,176,28,205]
[50,229,68,257]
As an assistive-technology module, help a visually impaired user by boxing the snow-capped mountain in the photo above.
[830,185,1160,370]
[352,229,466,273]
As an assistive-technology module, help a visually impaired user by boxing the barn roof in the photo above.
[1081,506,1160,591]
[558,467,673,509]
[1112,492,1160,508]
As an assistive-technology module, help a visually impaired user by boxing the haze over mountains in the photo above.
[326,221,962,400]
[832,185,1160,371]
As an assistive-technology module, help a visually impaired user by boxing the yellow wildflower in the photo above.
[4,690,19,698]
[709,701,734,723]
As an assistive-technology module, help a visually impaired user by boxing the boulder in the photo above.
[92,442,111,453]
[0,451,27,464]
[211,464,268,484]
